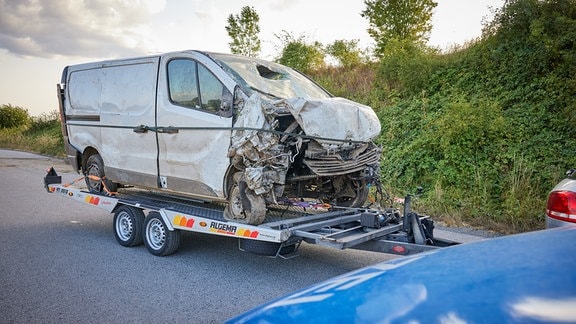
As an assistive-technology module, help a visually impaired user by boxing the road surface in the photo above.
[0,150,487,323]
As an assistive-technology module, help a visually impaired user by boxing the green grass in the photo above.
[0,113,65,157]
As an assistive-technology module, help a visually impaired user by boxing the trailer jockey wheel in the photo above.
[224,180,266,225]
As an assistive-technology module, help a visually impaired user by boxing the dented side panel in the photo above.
[155,52,235,197]
[65,58,160,185]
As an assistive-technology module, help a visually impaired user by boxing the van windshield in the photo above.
[207,53,331,100]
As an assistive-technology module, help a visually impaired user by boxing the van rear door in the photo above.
[65,57,160,188]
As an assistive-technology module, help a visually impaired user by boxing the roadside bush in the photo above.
[376,39,442,95]
[27,110,61,134]
[0,108,64,157]
[0,104,30,129]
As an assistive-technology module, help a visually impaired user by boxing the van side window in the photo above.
[168,59,199,109]
[168,59,228,114]
[198,65,225,113]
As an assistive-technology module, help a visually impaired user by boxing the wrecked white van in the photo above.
[58,50,381,225]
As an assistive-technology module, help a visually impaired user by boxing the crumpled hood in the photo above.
[228,94,382,198]
[284,97,381,146]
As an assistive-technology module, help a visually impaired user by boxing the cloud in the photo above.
[266,0,300,12]
[0,0,166,58]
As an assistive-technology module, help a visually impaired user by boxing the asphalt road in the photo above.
[0,150,487,323]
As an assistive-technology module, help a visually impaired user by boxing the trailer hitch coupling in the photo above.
[44,167,61,192]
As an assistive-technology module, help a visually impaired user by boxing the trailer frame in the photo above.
[44,168,456,258]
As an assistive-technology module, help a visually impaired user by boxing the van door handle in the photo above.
[157,127,179,134]
[133,125,149,133]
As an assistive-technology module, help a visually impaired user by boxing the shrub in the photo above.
[0,104,30,129]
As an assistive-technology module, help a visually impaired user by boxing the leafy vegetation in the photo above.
[0,107,64,157]
[274,31,327,73]
[0,104,30,129]
[310,0,576,233]
[361,0,437,57]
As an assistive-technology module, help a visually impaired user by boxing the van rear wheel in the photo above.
[85,153,118,194]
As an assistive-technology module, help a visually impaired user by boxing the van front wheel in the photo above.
[85,153,118,194]
[224,181,267,225]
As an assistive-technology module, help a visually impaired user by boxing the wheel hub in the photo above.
[147,219,166,249]
[117,212,133,241]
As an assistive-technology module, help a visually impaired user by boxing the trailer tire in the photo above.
[113,205,144,247]
[144,212,180,256]
[239,239,296,257]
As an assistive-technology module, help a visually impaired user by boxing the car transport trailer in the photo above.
[44,168,455,258]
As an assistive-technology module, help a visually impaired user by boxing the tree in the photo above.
[225,6,261,57]
[361,0,437,57]
[275,31,325,73]
[325,39,364,67]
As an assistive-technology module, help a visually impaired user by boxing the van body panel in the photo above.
[156,52,233,197]
[65,57,160,186]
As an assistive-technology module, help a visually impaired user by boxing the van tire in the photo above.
[224,182,266,225]
[85,153,118,194]
[334,178,369,208]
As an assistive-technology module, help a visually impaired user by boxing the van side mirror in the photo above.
[219,87,233,118]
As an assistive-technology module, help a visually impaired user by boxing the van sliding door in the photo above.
[98,58,160,188]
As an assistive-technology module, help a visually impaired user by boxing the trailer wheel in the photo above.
[144,212,180,256]
[113,205,144,247]
[85,153,118,194]
[239,239,296,257]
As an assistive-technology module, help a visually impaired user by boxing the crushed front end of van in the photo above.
[224,93,382,225]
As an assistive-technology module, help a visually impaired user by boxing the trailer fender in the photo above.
[157,208,175,231]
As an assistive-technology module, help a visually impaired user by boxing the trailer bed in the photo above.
[44,169,455,257]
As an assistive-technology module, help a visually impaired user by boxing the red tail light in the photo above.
[546,191,576,223]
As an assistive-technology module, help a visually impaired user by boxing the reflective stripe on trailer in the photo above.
[163,209,287,243]
[47,184,119,213]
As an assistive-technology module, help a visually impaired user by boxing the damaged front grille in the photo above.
[303,143,381,176]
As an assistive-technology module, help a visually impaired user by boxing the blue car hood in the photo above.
[228,226,576,323]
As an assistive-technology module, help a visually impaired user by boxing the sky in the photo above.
[0,0,505,117]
